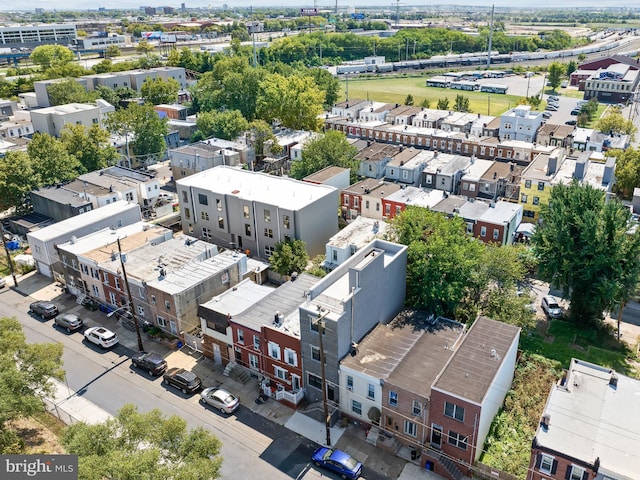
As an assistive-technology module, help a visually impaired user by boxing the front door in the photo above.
[430,424,443,448]
[213,344,221,364]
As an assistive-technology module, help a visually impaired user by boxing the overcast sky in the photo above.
[4,1,640,12]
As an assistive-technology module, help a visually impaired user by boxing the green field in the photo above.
[340,76,524,116]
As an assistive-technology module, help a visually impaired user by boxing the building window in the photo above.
[525,180,531,188]
[539,454,555,475]
[347,376,353,391]
[412,400,423,416]
[376,202,380,212]
[367,383,375,400]
[444,401,465,422]
[201,211,209,221]
[480,226,487,237]
[533,196,540,206]
[126,192,133,201]
[92,285,100,297]
[264,245,275,257]
[243,205,250,218]
[198,194,208,205]
[202,227,212,240]
[165,300,171,312]
[264,209,271,222]
[389,391,398,407]
[114,277,121,290]
[343,195,349,205]
[568,466,586,480]
[308,373,322,389]
[521,194,528,203]
[137,305,145,317]
[404,420,417,437]
[365,200,370,209]
[151,295,156,305]
[245,224,252,236]
[493,229,500,240]
[538,181,545,191]
[311,345,321,361]
[253,335,260,350]
[184,208,191,219]
[264,228,273,238]
[274,366,287,381]
[216,198,222,211]
[285,348,297,366]
[448,431,467,450]
[157,315,166,327]
[237,329,244,344]
[351,400,362,416]
[269,341,281,360]
[283,215,290,229]
[103,272,109,284]
[218,217,224,229]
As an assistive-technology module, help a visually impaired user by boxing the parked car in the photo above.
[163,368,202,394]
[200,387,240,414]
[570,109,581,115]
[0,277,6,288]
[565,120,577,126]
[29,301,59,319]
[542,111,553,119]
[541,295,563,319]
[312,447,362,480]
[84,326,119,348]
[131,351,167,376]
[545,105,558,111]
[54,313,83,333]
[548,95,559,101]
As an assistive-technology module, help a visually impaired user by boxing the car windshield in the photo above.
[548,302,559,309]
[322,449,334,461]
[343,457,358,470]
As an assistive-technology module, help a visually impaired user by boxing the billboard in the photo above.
[300,7,318,15]
[141,31,162,40]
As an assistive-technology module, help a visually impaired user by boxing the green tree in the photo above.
[46,79,94,106]
[595,111,637,139]
[140,77,180,105]
[437,97,449,110]
[135,39,155,55]
[389,207,484,318]
[0,151,38,212]
[0,317,64,453]
[30,45,74,70]
[609,146,640,198]
[61,124,119,173]
[533,181,640,326]
[62,404,222,480]
[95,85,136,108]
[306,67,340,108]
[453,94,470,112]
[269,239,309,276]
[248,119,281,159]
[106,103,169,160]
[527,95,542,109]
[27,133,81,185]
[290,130,358,182]
[420,99,431,108]
[547,62,565,92]
[105,45,121,58]
[257,73,325,131]
[566,60,577,76]
[404,94,414,106]
[195,110,249,141]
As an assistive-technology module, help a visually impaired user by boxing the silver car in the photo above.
[54,313,83,333]
[541,296,563,319]
[200,387,240,414]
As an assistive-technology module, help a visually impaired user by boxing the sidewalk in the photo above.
[15,272,443,480]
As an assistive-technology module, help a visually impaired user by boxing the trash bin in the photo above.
[411,450,418,461]
[176,341,183,348]
[425,461,434,471]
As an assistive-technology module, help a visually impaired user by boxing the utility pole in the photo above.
[117,237,144,351]
[487,4,495,69]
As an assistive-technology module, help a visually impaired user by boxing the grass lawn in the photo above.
[520,319,635,376]
[339,75,522,116]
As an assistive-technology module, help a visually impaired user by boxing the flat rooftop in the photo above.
[326,216,388,249]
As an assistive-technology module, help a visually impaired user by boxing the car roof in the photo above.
[141,352,165,363]
[328,449,352,465]
[544,295,558,302]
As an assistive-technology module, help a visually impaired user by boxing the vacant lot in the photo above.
[339,76,524,116]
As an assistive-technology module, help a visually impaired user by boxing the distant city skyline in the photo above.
[4,0,640,12]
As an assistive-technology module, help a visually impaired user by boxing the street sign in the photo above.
[300,7,318,15]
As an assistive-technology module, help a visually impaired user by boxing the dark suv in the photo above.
[29,301,59,319]
[163,368,202,394]
[131,351,167,376]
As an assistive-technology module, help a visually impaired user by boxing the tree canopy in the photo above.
[47,79,96,106]
[62,404,223,480]
[547,62,565,92]
[27,133,81,185]
[0,151,37,212]
[290,130,358,182]
[269,239,310,276]
[609,146,640,198]
[195,110,249,141]
[533,181,640,325]
[30,45,74,70]
[595,110,637,139]
[60,123,119,173]
[140,77,180,105]
[0,317,64,453]
[106,103,169,159]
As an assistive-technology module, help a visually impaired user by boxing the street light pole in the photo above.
[117,237,144,351]
[314,308,331,447]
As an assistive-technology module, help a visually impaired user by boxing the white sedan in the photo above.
[200,387,240,414]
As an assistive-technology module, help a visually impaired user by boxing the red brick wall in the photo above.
[528,447,595,480]
[261,326,303,392]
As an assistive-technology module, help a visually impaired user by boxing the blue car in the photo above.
[312,447,362,480]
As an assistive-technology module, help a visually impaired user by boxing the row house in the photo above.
[458,158,495,198]
[31,185,94,223]
[381,187,446,220]
[339,313,465,453]
[422,153,471,194]
[385,105,422,126]
[30,100,114,137]
[230,274,317,407]
[302,166,352,190]
[411,109,451,129]
[323,216,389,270]
[341,179,401,221]
[385,148,432,186]
[331,99,371,119]
[177,166,338,259]
[469,114,497,137]
[478,161,520,202]
[440,112,477,133]
[0,117,33,139]
[528,358,637,480]
[56,222,171,299]
[519,149,566,222]
[170,138,256,181]
[474,201,523,245]
[499,105,544,143]
[358,102,396,122]
[356,142,402,179]
[536,124,576,149]
[300,240,408,416]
